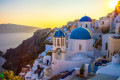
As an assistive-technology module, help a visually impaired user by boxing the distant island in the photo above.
[0,23,40,33]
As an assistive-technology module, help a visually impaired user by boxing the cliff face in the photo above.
[0,51,3,55]
[2,28,51,75]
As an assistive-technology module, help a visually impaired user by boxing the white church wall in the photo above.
[52,58,91,75]
[71,39,87,54]
[78,22,94,33]
[87,39,93,51]
[78,22,93,29]
[67,39,93,56]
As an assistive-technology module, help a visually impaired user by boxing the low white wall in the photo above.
[52,58,91,75]
[112,57,120,64]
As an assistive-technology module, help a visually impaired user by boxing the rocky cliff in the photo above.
[0,51,3,55]
[2,28,51,75]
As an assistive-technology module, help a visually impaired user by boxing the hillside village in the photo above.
[5,1,120,80]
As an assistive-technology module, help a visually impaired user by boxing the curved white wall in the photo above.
[52,58,91,75]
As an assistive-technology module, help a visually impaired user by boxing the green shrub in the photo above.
[2,71,22,80]
[46,51,52,56]
[80,64,85,74]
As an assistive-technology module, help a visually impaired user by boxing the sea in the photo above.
[0,33,33,52]
[0,33,33,72]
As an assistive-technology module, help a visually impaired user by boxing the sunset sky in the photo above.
[0,0,119,28]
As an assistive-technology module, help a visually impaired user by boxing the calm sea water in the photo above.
[0,33,33,53]
[0,33,33,72]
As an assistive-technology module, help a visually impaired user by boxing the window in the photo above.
[62,39,64,46]
[105,43,108,50]
[54,38,56,46]
[102,21,104,25]
[79,45,82,51]
[85,24,87,28]
[57,39,60,46]
[119,27,120,34]
[108,53,109,58]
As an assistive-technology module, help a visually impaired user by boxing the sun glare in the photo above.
[110,0,119,9]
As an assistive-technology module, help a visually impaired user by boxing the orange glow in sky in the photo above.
[110,0,119,9]
[0,0,116,28]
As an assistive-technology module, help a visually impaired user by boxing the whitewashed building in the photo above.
[50,26,96,75]
[97,54,120,77]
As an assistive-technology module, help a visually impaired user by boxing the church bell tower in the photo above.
[52,29,66,60]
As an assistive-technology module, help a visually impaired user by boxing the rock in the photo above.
[0,51,3,55]
[101,26,110,34]
[2,28,51,75]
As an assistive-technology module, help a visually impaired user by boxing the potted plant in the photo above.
[80,64,85,78]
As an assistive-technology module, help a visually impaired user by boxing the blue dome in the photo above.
[54,30,65,37]
[70,27,91,40]
[79,16,92,22]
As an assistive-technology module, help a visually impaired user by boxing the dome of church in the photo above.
[70,27,91,40]
[79,16,92,22]
[54,29,65,37]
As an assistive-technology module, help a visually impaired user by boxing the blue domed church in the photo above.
[51,27,95,75]
[78,16,94,33]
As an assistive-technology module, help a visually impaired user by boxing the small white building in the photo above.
[43,55,52,65]
[97,54,120,77]
[102,34,115,56]
[106,35,120,60]
[102,22,120,60]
